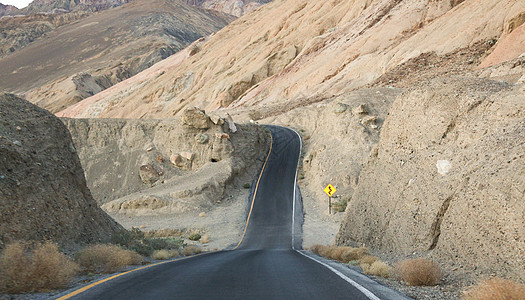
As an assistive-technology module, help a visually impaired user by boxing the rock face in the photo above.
[62,114,267,209]
[0,0,234,113]
[0,94,121,249]
[336,78,525,281]
[183,0,272,17]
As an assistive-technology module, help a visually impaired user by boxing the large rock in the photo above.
[181,107,210,129]
[336,78,525,281]
[0,94,121,250]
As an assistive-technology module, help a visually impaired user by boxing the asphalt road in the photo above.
[59,126,382,300]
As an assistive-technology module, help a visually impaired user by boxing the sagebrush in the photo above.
[0,241,79,293]
[462,277,525,300]
[112,228,183,256]
[75,244,142,273]
[395,258,442,286]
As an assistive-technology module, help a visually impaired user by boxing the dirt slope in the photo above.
[0,0,233,113]
[58,0,525,119]
[0,93,121,250]
[336,78,525,282]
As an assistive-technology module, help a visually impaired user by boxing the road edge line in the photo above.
[295,250,382,300]
[232,128,274,250]
[56,251,215,300]
[289,128,302,250]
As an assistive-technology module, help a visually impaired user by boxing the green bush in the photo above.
[332,197,348,213]
[243,183,251,189]
[188,233,201,241]
[112,228,184,257]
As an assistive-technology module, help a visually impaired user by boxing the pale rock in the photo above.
[436,160,452,176]
[209,114,224,125]
[360,115,377,127]
[170,154,183,167]
[225,113,237,133]
[181,152,195,161]
[353,104,369,115]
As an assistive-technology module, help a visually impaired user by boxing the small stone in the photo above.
[198,212,207,218]
[16,126,21,131]
[170,154,184,167]
[146,147,154,152]
[360,115,377,126]
[209,115,224,125]
[225,113,237,133]
[181,152,195,161]
[333,103,348,113]
[353,104,369,115]
[195,133,209,144]
[13,140,22,146]
[436,160,452,176]
[156,155,163,163]
[139,164,159,185]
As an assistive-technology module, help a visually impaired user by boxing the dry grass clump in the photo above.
[76,244,142,273]
[200,234,211,244]
[181,245,202,256]
[395,258,442,286]
[151,249,180,260]
[462,277,525,300]
[0,241,79,293]
[309,244,369,263]
[143,229,183,238]
[366,261,393,278]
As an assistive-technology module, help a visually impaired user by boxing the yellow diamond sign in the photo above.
[323,184,336,197]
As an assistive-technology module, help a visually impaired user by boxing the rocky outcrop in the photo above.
[0,94,121,250]
[336,78,525,282]
[0,3,20,16]
[62,113,268,210]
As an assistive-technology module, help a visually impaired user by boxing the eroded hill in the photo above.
[0,0,234,113]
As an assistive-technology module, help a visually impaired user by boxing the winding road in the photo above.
[57,126,407,300]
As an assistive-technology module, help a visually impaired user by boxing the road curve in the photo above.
[58,126,381,300]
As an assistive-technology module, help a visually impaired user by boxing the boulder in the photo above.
[181,107,210,129]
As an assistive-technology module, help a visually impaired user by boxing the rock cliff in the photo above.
[336,78,525,282]
[0,94,121,250]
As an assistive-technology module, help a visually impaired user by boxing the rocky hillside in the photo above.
[0,94,122,250]
[0,11,90,58]
[0,3,19,16]
[0,0,234,113]
[58,0,525,120]
[183,0,272,17]
[20,0,131,14]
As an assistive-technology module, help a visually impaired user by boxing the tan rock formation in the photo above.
[336,78,525,281]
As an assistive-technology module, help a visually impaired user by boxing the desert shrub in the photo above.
[76,244,142,274]
[0,241,79,293]
[144,229,183,238]
[151,250,180,260]
[181,245,202,256]
[309,244,369,263]
[112,228,183,256]
[200,234,211,244]
[243,183,251,189]
[332,197,348,213]
[359,255,380,266]
[188,233,201,241]
[367,261,393,278]
[462,277,525,300]
[395,258,442,286]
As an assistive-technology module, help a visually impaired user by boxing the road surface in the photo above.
[58,126,400,300]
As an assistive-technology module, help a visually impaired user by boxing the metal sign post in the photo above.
[323,184,336,215]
